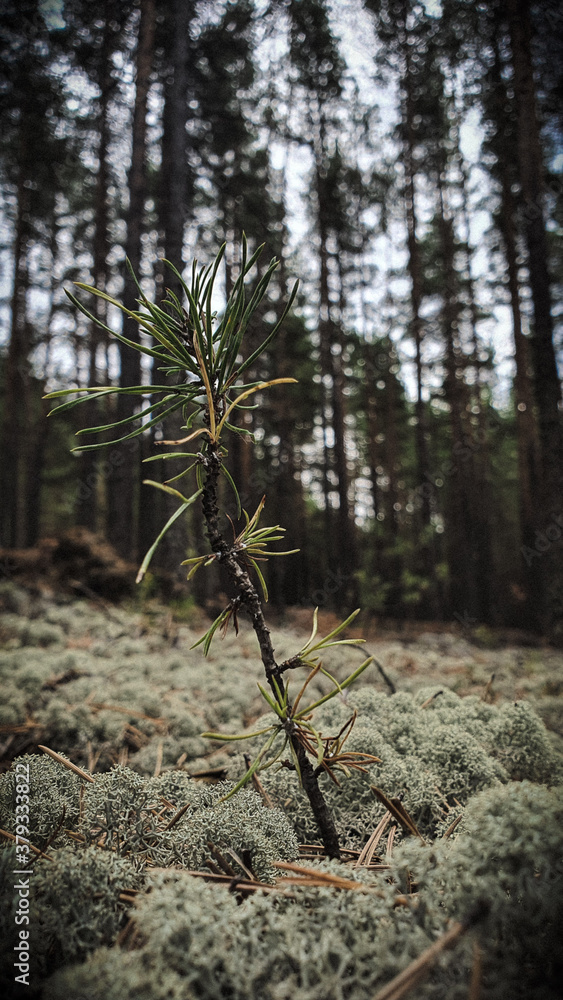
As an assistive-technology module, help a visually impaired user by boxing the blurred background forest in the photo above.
[0,0,562,638]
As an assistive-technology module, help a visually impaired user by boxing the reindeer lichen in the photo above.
[41,779,563,1000]
[0,753,83,849]
[81,765,298,881]
[0,844,139,985]
[248,685,561,847]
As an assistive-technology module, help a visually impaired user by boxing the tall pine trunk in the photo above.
[506,0,563,636]
[457,146,495,623]
[76,8,113,533]
[498,164,543,627]
[437,184,478,619]
[24,231,58,547]
[1,149,30,548]
[400,27,435,611]
[106,0,155,562]
[315,150,357,600]
[156,0,192,579]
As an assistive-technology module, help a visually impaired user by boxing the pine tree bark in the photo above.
[457,148,495,624]
[437,184,478,619]
[316,166,336,569]
[155,0,192,577]
[315,150,357,596]
[106,0,156,561]
[399,7,434,606]
[497,165,543,627]
[506,0,563,637]
[0,153,30,548]
[75,6,114,533]
[201,441,340,858]
[364,345,383,525]
[24,233,57,547]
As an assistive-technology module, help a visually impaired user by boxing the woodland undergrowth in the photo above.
[1,241,562,998]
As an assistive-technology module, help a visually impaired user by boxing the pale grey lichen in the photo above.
[389,781,563,999]
[251,685,561,848]
[2,587,562,1000]
[0,580,32,616]
[44,781,563,1000]
[0,843,139,985]
[0,845,23,989]
[32,846,139,968]
[0,756,297,884]
[127,734,205,775]
[0,753,83,849]
[490,701,559,782]
[0,613,65,648]
[80,765,298,881]
[44,947,193,1000]
[43,866,431,1000]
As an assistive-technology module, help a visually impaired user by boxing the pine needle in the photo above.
[38,745,95,783]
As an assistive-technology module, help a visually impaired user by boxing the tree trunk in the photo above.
[76,6,113,533]
[458,149,495,624]
[437,184,478,619]
[156,0,192,578]
[0,153,30,548]
[363,344,386,583]
[24,230,58,547]
[498,163,543,627]
[315,152,357,600]
[106,0,156,562]
[506,0,563,637]
[400,20,434,607]
[316,172,336,571]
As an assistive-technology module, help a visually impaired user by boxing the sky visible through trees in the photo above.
[0,0,561,639]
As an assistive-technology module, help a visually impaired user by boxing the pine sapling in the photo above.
[47,240,376,857]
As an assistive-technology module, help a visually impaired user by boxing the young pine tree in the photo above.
[46,241,377,858]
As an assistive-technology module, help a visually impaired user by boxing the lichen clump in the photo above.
[1,581,562,999]
[0,753,83,849]
[41,782,563,1000]
[80,765,299,881]
[0,844,138,985]
[0,754,299,989]
[249,686,561,847]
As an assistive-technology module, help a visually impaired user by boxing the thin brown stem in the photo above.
[200,439,340,859]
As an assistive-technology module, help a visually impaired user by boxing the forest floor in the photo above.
[1,573,563,1000]
[1,573,562,775]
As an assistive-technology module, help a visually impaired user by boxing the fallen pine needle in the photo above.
[371,902,489,1000]
[274,861,383,893]
[164,802,191,830]
[356,811,392,867]
[0,827,53,861]
[38,745,95,783]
